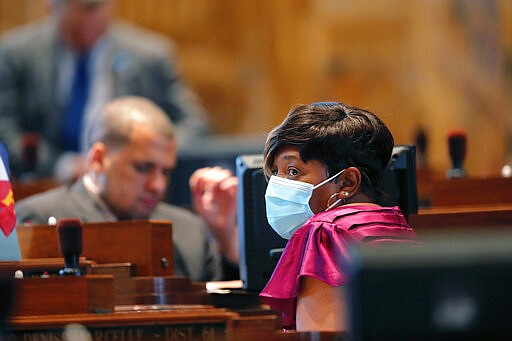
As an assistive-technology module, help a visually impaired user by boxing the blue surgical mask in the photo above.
[265,169,345,239]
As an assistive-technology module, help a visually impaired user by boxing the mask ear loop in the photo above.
[323,169,349,210]
[313,169,346,189]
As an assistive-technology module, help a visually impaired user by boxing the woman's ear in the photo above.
[338,167,361,197]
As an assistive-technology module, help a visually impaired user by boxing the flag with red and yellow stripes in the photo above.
[0,143,15,237]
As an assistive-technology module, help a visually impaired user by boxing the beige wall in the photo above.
[1,0,510,177]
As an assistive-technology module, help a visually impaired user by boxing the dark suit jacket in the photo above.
[15,180,222,282]
[0,18,209,177]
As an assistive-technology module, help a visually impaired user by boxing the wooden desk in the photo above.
[425,176,512,208]
[1,271,283,340]
[0,260,211,308]
[5,219,348,340]
[410,205,512,233]
[6,307,236,341]
[3,219,297,340]
[17,220,173,276]
[10,275,115,316]
[0,263,347,340]
[0,257,96,278]
[5,308,345,341]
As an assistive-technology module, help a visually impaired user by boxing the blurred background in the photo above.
[1,0,511,178]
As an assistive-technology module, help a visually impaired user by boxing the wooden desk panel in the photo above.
[0,257,96,278]
[0,270,343,340]
[0,259,212,308]
[6,308,234,341]
[116,276,212,306]
[411,205,512,232]
[17,220,173,276]
[427,177,512,207]
[5,308,346,341]
[10,275,115,317]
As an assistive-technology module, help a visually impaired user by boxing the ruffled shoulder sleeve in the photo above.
[259,205,417,328]
[259,215,354,328]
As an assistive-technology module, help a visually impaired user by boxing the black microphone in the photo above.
[446,129,467,179]
[57,218,83,276]
[415,127,428,169]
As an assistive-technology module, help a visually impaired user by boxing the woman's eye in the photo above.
[287,168,299,177]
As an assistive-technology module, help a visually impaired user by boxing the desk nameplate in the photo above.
[6,308,235,341]
[6,323,225,341]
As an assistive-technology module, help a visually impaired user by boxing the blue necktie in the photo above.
[61,52,90,152]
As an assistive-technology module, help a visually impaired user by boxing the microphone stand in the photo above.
[59,254,81,276]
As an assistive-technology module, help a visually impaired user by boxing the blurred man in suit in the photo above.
[0,0,210,182]
[15,96,237,282]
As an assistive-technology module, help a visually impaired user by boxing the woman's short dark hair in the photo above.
[263,101,394,198]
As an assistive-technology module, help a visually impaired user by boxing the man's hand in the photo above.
[189,166,238,264]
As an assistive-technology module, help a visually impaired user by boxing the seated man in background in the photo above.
[0,0,210,182]
[15,96,237,282]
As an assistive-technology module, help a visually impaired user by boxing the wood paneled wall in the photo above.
[1,0,510,177]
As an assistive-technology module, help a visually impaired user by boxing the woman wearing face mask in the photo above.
[259,101,418,332]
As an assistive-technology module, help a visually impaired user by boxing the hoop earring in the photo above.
[326,192,346,210]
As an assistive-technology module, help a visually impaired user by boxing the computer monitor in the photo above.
[347,230,512,340]
[378,145,418,219]
[236,145,418,292]
[236,154,286,292]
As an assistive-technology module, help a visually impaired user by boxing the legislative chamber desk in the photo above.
[410,204,512,233]
[1,273,341,341]
[1,220,347,340]
[413,174,512,237]
[15,220,175,276]
[7,304,236,341]
[417,174,512,208]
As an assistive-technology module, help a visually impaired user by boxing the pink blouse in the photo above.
[259,204,418,329]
